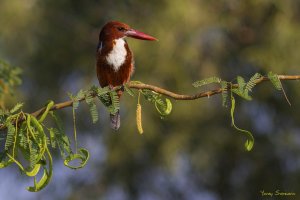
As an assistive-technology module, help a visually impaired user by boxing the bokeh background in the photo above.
[1,0,300,200]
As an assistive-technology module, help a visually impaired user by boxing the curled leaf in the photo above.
[25,164,41,177]
[27,148,53,192]
[155,98,172,116]
[7,153,42,177]
[29,116,47,163]
[39,101,54,122]
[230,95,254,151]
[64,148,89,170]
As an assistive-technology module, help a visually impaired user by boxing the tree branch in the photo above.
[1,74,299,131]
[127,75,300,100]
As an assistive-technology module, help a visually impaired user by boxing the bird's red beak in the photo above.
[125,29,158,41]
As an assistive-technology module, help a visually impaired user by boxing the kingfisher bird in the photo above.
[96,21,157,130]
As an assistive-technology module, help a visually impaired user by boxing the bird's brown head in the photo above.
[99,21,158,42]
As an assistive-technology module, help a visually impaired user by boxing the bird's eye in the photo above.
[117,27,126,32]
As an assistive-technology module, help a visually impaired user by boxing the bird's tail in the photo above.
[110,110,120,130]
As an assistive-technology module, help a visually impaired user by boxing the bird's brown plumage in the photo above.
[96,21,157,130]
[96,39,134,88]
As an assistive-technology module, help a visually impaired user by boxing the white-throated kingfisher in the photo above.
[96,21,157,130]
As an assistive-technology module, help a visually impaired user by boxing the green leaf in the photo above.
[110,91,120,113]
[245,73,262,92]
[237,76,246,92]
[18,124,28,149]
[64,148,89,169]
[155,98,172,116]
[27,148,53,192]
[25,164,41,177]
[85,95,98,123]
[268,71,291,105]
[28,115,47,167]
[268,71,282,90]
[232,76,252,100]
[192,76,221,88]
[50,128,71,158]
[9,103,24,114]
[5,121,16,150]
[39,101,54,122]
[97,87,117,111]
[232,89,252,101]
[48,128,56,148]
[124,85,135,97]
[141,89,158,103]
[0,154,13,168]
[49,111,64,133]
[49,112,72,157]
[94,86,110,97]
[141,90,172,116]
[7,153,41,177]
[98,93,110,107]
[221,81,229,107]
[230,94,254,151]
[75,89,85,100]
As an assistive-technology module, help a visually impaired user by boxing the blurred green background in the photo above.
[1,0,300,199]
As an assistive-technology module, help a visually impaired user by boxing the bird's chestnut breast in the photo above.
[96,39,133,87]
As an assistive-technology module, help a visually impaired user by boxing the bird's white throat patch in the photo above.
[106,38,127,71]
